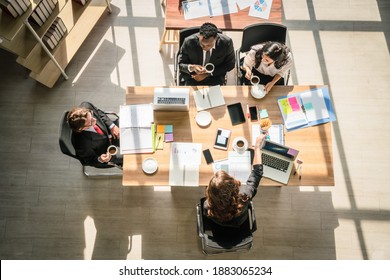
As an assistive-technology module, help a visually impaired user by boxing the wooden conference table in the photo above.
[160,0,282,50]
[123,85,334,187]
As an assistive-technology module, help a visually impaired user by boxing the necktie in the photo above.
[204,50,211,66]
[93,124,105,136]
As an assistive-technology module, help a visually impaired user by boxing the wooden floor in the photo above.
[0,0,389,260]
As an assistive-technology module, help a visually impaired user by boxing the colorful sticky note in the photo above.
[165,133,174,142]
[288,97,301,112]
[164,124,173,133]
[259,109,268,119]
[303,102,314,111]
[157,125,165,133]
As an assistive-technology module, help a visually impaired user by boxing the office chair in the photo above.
[59,110,122,177]
[174,27,201,85]
[235,23,290,85]
[196,197,257,255]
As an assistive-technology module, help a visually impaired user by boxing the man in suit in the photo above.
[178,22,235,86]
[67,102,122,167]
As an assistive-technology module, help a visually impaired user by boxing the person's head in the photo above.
[206,171,248,222]
[255,41,290,69]
[67,107,96,133]
[198,23,219,51]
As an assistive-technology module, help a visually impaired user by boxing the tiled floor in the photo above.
[0,0,389,259]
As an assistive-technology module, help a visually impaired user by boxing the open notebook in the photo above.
[193,85,225,111]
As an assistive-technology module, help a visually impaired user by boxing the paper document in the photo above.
[235,0,253,9]
[182,0,210,20]
[300,88,330,122]
[252,124,284,146]
[249,0,273,20]
[119,104,154,128]
[169,142,202,186]
[278,97,308,130]
[209,0,238,17]
[228,151,251,183]
[119,104,155,154]
[212,158,230,173]
[193,85,225,111]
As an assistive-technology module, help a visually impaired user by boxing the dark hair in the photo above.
[254,41,290,69]
[206,171,249,222]
[199,22,218,39]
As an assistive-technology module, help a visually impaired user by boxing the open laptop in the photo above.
[153,87,190,111]
[261,140,299,184]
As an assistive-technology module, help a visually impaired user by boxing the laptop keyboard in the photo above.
[157,97,186,104]
[262,153,289,172]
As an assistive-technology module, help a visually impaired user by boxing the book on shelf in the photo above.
[14,0,28,12]
[41,0,53,15]
[38,0,51,19]
[54,17,67,35]
[21,0,31,9]
[42,33,55,49]
[29,10,44,26]
[45,0,55,11]
[34,5,47,23]
[47,26,60,42]
[0,0,19,18]
[6,0,24,15]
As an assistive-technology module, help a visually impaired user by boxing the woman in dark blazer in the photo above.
[203,135,265,228]
[67,102,121,168]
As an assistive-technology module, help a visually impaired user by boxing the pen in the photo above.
[156,135,161,149]
[202,87,205,99]
[246,104,250,119]
[299,165,303,180]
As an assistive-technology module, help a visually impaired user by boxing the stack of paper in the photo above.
[169,142,202,187]
[119,104,155,154]
[252,124,284,146]
[193,85,225,111]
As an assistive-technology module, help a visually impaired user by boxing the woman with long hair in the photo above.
[241,41,293,94]
[203,135,265,228]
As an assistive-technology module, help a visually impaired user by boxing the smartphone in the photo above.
[249,105,258,121]
[203,149,214,164]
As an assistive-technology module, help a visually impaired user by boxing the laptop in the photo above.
[261,140,299,184]
[153,87,190,111]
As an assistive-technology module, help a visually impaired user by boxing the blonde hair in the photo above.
[206,171,248,222]
[67,107,90,133]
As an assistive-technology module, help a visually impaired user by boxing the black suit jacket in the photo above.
[178,33,235,85]
[71,102,116,168]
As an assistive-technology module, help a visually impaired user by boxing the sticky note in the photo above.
[157,125,165,133]
[165,125,173,133]
[165,133,174,142]
[259,109,268,119]
[303,102,314,111]
[288,97,301,111]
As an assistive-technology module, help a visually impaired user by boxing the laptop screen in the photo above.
[262,141,297,160]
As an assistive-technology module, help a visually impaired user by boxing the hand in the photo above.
[100,153,111,163]
[254,134,266,149]
[191,73,209,81]
[264,82,274,94]
[190,65,206,74]
[110,125,120,139]
[241,66,252,80]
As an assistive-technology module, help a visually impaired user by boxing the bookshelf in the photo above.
[0,0,111,88]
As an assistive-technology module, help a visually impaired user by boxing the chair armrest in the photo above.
[235,48,242,85]
[196,203,205,237]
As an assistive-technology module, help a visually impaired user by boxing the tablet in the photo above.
[227,103,246,125]
[213,128,231,150]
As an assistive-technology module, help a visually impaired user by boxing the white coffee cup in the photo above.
[107,145,118,156]
[232,137,248,153]
[250,75,260,85]
[204,63,215,73]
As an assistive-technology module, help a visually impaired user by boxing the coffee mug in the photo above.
[107,145,118,156]
[250,75,260,85]
[204,63,215,73]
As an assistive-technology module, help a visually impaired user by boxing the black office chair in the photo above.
[59,110,122,177]
[174,27,201,85]
[196,197,257,255]
[235,23,289,85]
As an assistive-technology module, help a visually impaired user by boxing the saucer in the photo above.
[251,85,266,99]
[232,137,248,153]
[142,158,158,174]
[195,111,212,127]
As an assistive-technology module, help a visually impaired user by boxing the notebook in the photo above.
[261,140,299,184]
